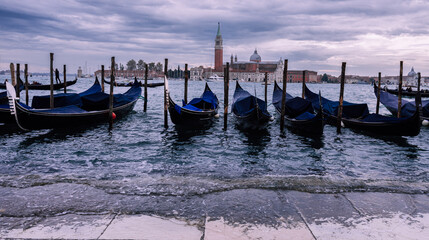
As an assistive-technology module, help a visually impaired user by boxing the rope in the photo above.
[139,95,147,102]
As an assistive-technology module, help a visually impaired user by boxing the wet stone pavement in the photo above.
[0,183,428,239]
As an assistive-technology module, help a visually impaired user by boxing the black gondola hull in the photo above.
[342,111,421,136]
[13,100,137,130]
[168,97,217,128]
[275,109,324,136]
[104,79,164,88]
[233,108,271,131]
[0,108,14,123]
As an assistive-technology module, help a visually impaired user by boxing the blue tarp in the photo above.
[32,93,82,109]
[374,85,423,118]
[305,85,369,118]
[232,82,270,117]
[175,83,218,113]
[272,82,315,120]
[361,113,407,123]
[31,79,102,109]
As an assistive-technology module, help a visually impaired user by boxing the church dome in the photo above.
[250,49,261,62]
[408,67,416,77]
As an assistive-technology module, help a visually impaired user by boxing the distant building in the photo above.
[190,23,318,83]
[77,66,82,78]
[93,69,164,79]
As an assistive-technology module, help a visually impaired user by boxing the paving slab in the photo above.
[0,214,113,239]
[344,192,415,215]
[306,213,429,240]
[202,189,302,226]
[204,217,314,240]
[99,214,202,240]
[285,191,360,224]
[411,194,429,214]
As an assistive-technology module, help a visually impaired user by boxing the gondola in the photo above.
[0,78,77,90]
[5,79,140,130]
[381,86,429,98]
[374,84,429,121]
[168,83,219,128]
[272,81,324,135]
[0,78,101,124]
[305,84,420,136]
[103,78,164,88]
[232,81,271,130]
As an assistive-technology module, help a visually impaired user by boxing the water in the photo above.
[0,76,428,218]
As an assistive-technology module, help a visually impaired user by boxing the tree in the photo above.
[120,63,124,71]
[155,62,163,72]
[148,62,155,71]
[321,73,328,82]
[127,59,136,71]
[137,59,145,71]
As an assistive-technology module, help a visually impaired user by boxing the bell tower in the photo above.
[214,22,223,72]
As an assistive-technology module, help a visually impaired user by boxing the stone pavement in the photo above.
[1,187,428,239]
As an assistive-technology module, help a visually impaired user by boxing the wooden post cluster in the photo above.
[16,63,20,98]
[50,53,54,109]
[337,62,346,134]
[144,63,148,112]
[223,62,229,130]
[101,65,105,93]
[184,64,188,105]
[164,58,168,129]
[264,72,268,104]
[25,64,29,105]
[302,70,306,99]
[397,61,403,118]
[63,65,67,93]
[376,72,381,114]
[109,57,115,130]
[280,59,288,132]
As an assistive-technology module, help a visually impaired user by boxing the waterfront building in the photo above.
[191,23,318,83]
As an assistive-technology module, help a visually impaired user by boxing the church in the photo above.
[190,23,318,83]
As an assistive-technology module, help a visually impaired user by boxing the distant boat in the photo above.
[207,74,223,81]
[0,78,77,90]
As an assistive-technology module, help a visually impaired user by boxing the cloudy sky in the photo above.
[1,0,429,76]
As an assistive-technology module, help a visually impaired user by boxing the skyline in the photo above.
[1,0,429,76]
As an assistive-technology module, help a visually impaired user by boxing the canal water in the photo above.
[0,76,428,218]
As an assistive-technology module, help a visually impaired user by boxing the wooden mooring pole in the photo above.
[10,63,15,86]
[302,70,306,99]
[101,65,105,93]
[264,72,268,104]
[223,62,229,131]
[184,63,188,105]
[63,65,67,93]
[376,72,381,114]
[397,61,403,118]
[109,57,115,130]
[164,58,168,129]
[25,64,29,105]
[337,62,346,134]
[50,53,54,109]
[144,63,148,112]
[16,64,20,98]
[280,59,288,132]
